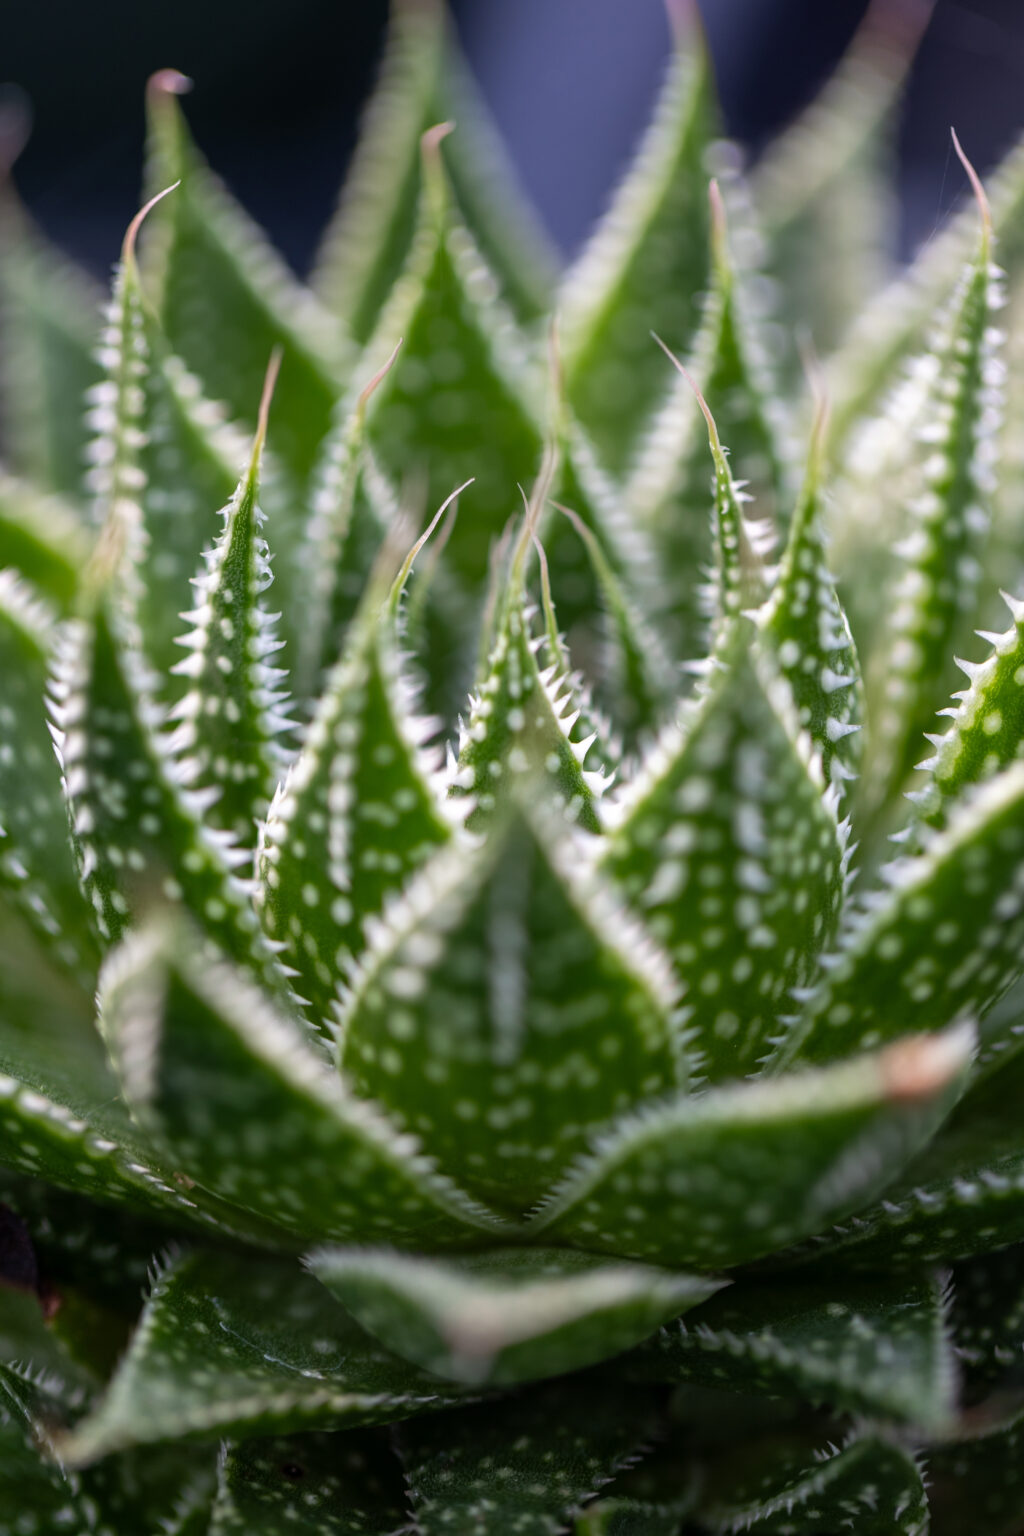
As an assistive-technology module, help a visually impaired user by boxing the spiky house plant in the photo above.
[5,0,1024,1528]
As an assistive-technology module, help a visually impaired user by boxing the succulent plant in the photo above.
[6,0,1024,1530]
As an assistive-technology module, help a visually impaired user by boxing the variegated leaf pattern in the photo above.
[601,628,845,1082]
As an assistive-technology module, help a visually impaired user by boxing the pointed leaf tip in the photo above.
[251,344,283,461]
[388,476,473,610]
[122,181,180,268]
[952,126,993,246]
[882,1021,976,1101]
[651,330,721,451]
[357,336,403,412]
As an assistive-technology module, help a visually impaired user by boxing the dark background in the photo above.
[4,0,1024,281]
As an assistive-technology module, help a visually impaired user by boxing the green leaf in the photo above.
[338,805,686,1213]
[361,127,543,603]
[547,449,676,748]
[928,1400,1024,1536]
[451,558,612,835]
[778,763,1024,1067]
[601,628,846,1082]
[144,71,345,487]
[0,573,97,979]
[98,917,507,1247]
[211,1429,410,1535]
[753,3,926,357]
[397,1380,660,1536]
[627,176,790,662]
[757,408,864,792]
[529,1024,972,1267]
[0,470,91,611]
[697,1432,929,1535]
[295,354,400,692]
[53,595,288,1004]
[308,1245,721,1386]
[558,11,714,472]
[628,1271,955,1429]
[790,1043,1024,1269]
[826,129,1024,458]
[0,185,103,499]
[62,1248,463,1464]
[916,590,1024,825]
[168,366,294,847]
[312,0,555,339]
[256,585,454,1025]
[859,201,1004,822]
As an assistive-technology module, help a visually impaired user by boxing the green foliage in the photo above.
[4,4,1024,1529]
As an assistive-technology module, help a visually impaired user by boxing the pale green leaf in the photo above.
[915,589,1024,825]
[529,1024,972,1267]
[558,11,714,472]
[627,174,790,661]
[789,1042,1024,1269]
[338,805,686,1213]
[308,1244,721,1386]
[859,209,1003,824]
[0,573,97,978]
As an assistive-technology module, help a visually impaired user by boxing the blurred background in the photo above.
[4,0,1024,280]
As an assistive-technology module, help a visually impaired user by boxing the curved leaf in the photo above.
[628,1271,955,1429]
[530,1025,972,1267]
[308,1244,721,1386]
[0,471,91,610]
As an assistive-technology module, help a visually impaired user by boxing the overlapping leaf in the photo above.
[309,1244,720,1386]
[143,71,345,489]
[99,917,507,1246]
[530,1025,972,1267]
[601,627,845,1081]
[339,804,685,1212]
[628,1271,955,1428]
[312,0,555,338]
[63,1249,463,1464]
[558,7,714,471]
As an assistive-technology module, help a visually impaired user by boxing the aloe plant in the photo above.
[3,1,1024,1530]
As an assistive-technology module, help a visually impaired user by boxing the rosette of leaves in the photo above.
[4,0,1024,1531]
